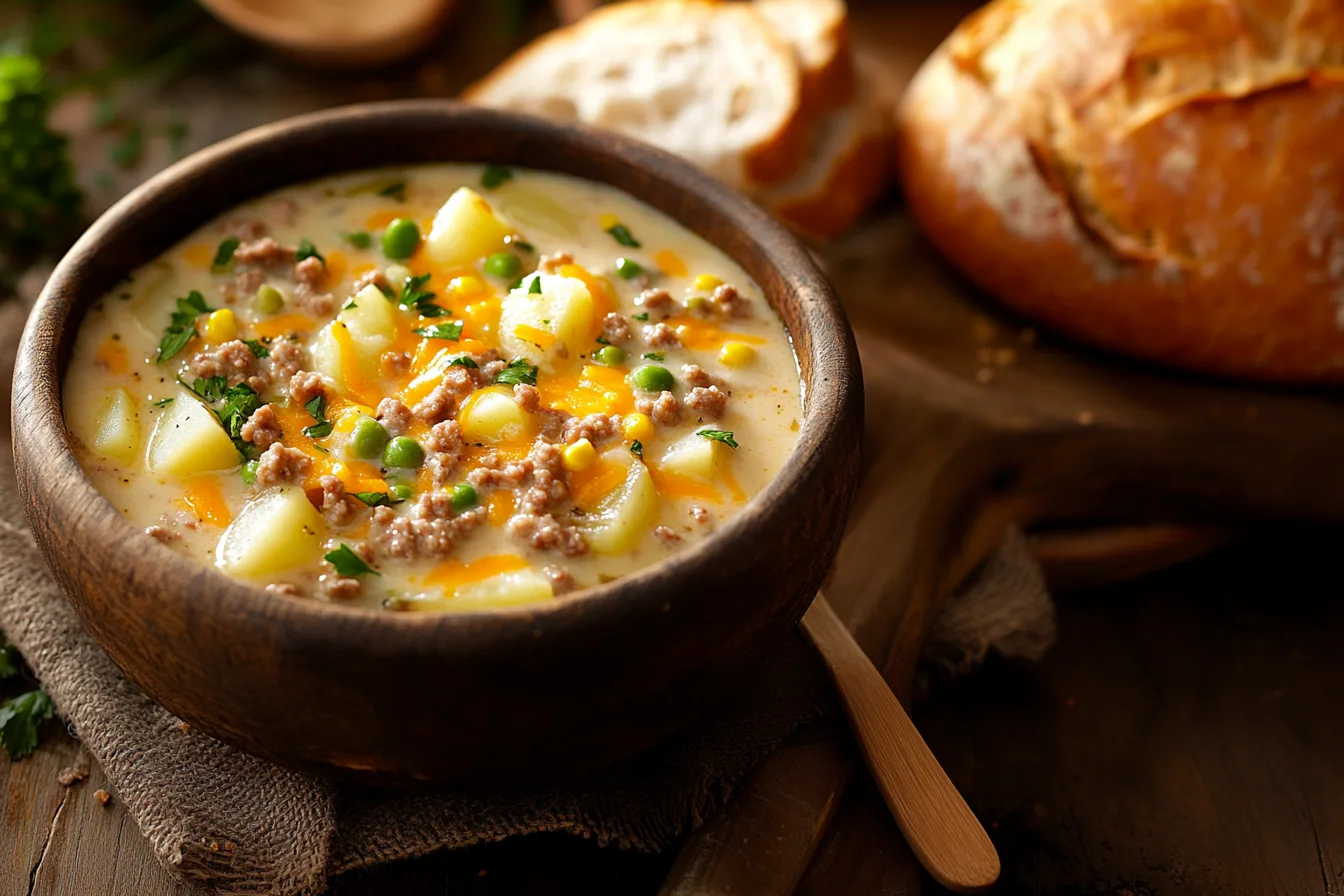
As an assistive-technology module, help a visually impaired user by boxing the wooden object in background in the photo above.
[801,594,999,893]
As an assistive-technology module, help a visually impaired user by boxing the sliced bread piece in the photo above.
[754,0,856,116]
[757,61,892,240]
[463,0,809,191]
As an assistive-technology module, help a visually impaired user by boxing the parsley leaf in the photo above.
[325,544,379,577]
[0,690,54,760]
[303,394,333,439]
[153,397,173,408]
[397,273,448,317]
[698,429,739,449]
[528,276,543,295]
[596,335,611,345]
[186,375,228,402]
[513,240,535,253]
[296,238,324,265]
[642,352,664,361]
[415,322,464,341]
[342,231,373,250]
[632,312,649,321]
[615,257,644,280]
[243,339,269,359]
[211,237,239,273]
[481,164,514,189]
[630,440,644,459]
[353,492,393,507]
[448,356,479,369]
[0,643,19,679]
[376,180,407,200]
[157,290,212,363]
[216,383,262,456]
[494,358,538,387]
[606,223,641,248]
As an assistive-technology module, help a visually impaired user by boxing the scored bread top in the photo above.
[463,0,807,191]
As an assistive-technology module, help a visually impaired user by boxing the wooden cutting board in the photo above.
[661,205,1344,894]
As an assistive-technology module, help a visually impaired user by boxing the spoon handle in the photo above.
[801,593,1001,893]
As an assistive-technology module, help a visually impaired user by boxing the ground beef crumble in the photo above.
[319,475,359,527]
[685,385,728,419]
[543,565,576,595]
[233,237,293,267]
[635,287,676,317]
[635,391,681,425]
[539,251,573,273]
[288,370,325,406]
[266,582,302,597]
[255,444,310,487]
[319,574,362,601]
[240,404,281,450]
[601,313,632,343]
[513,383,540,413]
[562,413,620,446]
[643,322,680,348]
[189,340,258,385]
[711,283,750,318]
[654,526,683,545]
[369,497,487,560]
[681,364,713,388]
[377,397,412,436]
[424,420,466,486]
[506,512,588,557]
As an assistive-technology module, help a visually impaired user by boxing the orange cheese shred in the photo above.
[513,324,556,350]
[487,490,516,526]
[320,250,348,291]
[176,476,232,527]
[330,321,384,407]
[569,459,629,509]
[649,467,722,503]
[660,315,767,351]
[652,249,687,278]
[182,243,214,271]
[537,364,634,418]
[424,554,529,593]
[94,338,129,375]
[558,263,617,317]
[251,313,317,340]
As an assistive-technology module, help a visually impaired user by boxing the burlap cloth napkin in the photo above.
[0,297,1055,895]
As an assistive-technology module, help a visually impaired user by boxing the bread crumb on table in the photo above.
[94,789,112,807]
[57,767,87,787]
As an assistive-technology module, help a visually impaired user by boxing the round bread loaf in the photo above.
[895,0,1344,383]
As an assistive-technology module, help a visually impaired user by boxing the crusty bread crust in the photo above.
[755,0,857,123]
[896,0,1344,383]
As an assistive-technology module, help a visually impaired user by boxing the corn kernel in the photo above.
[693,274,723,292]
[720,341,756,367]
[204,309,237,344]
[599,213,620,231]
[563,438,598,472]
[450,275,489,298]
[623,413,655,442]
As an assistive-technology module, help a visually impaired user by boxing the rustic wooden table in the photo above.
[5,3,1344,894]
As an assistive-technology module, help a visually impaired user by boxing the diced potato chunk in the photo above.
[147,391,238,479]
[426,187,513,267]
[493,184,578,238]
[91,388,141,464]
[458,386,532,444]
[498,274,596,372]
[576,456,657,554]
[450,569,555,611]
[216,487,325,579]
[311,284,397,389]
[659,431,727,481]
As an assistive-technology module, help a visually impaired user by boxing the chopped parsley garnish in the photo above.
[596,335,611,345]
[494,357,538,387]
[414,322,464,341]
[605,223,641,248]
[376,180,407,200]
[630,440,644,459]
[217,383,263,458]
[211,237,239,272]
[449,356,479,369]
[397,272,448,317]
[153,397,174,407]
[325,544,379,577]
[615,257,644,280]
[303,394,333,439]
[157,290,212,363]
[186,375,228,402]
[243,339,269,359]
[344,300,358,310]
[508,277,524,291]
[642,352,664,361]
[295,238,324,265]
[698,429,739,449]
[353,491,401,507]
[528,276,543,295]
[513,240,535,253]
[342,231,373,250]
[0,690,54,760]
[481,164,514,189]
[632,312,649,321]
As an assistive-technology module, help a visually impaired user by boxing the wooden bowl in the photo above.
[12,102,863,784]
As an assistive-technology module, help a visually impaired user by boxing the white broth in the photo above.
[65,164,801,611]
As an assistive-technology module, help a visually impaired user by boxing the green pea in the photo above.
[483,252,522,279]
[253,284,284,315]
[451,483,478,512]
[381,218,421,260]
[615,257,644,280]
[382,435,424,469]
[241,460,259,486]
[390,483,414,502]
[684,294,710,315]
[629,363,674,393]
[349,416,390,460]
[593,344,626,366]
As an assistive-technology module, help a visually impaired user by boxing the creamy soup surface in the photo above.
[65,164,801,611]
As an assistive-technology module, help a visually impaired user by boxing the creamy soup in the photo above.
[65,164,801,611]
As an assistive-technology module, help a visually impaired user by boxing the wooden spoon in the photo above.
[801,593,1001,893]
[197,0,455,67]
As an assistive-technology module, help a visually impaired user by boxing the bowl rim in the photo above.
[17,99,861,642]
